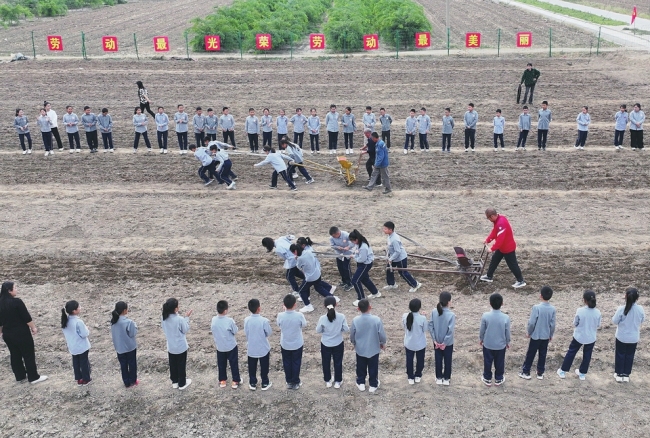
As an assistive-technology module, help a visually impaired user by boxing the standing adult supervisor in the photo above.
[480,208,526,289]
[0,281,48,384]
[520,63,541,105]
[363,132,391,194]
[136,81,156,118]
[361,128,381,187]
[45,101,63,151]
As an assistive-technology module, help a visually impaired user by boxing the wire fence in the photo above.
[4,26,644,60]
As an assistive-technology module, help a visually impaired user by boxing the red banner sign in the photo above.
[204,35,221,51]
[256,33,272,50]
[309,33,325,50]
[516,32,532,48]
[414,32,431,48]
[47,35,63,51]
[102,36,118,52]
[153,36,170,52]
[465,32,481,48]
[363,34,379,50]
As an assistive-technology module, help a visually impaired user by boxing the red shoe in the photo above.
[129,380,140,388]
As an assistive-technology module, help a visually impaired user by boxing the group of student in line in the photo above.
[1,280,644,393]
[12,101,646,157]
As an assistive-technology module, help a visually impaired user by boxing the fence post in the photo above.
[133,33,139,60]
[238,31,243,60]
[395,31,400,59]
[31,30,36,59]
[447,27,450,56]
[81,32,87,59]
[596,26,601,55]
[497,28,501,57]
[343,31,347,59]
[290,33,293,60]
[184,31,190,60]
[549,28,552,57]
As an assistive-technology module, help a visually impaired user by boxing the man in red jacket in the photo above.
[480,208,526,288]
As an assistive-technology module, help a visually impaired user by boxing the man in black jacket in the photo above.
[520,63,541,105]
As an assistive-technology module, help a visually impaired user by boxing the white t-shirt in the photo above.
[47,109,59,128]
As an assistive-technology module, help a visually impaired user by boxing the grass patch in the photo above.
[514,0,627,25]
[560,0,650,20]
[623,27,650,35]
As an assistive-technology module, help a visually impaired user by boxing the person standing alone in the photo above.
[480,208,526,289]
[520,63,540,105]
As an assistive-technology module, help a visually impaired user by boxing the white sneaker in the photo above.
[227,182,236,190]
[299,304,314,313]
[205,180,214,186]
[614,373,623,383]
[296,296,303,302]
[292,173,298,179]
[334,381,342,389]
[179,379,192,390]
[27,149,32,154]
[403,149,408,155]
[512,281,527,289]
[147,148,152,152]
[349,148,354,154]
[69,149,74,154]
[369,380,380,393]
[326,378,334,388]
[179,150,184,155]
[22,150,27,155]
[330,285,337,295]
[408,379,415,385]
[133,148,137,154]
[172,383,179,389]
[368,292,381,299]
[353,300,360,307]
[383,284,398,290]
[414,377,421,383]
[103,149,108,153]
[556,369,566,379]
[436,378,443,385]
[44,151,49,156]
[623,376,630,382]
[442,379,450,386]
[30,376,48,384]
[345,149,350,155]
[75,148,80,153]
[333,295,341,303]
[575,369,586,381]
[50,150,54,155]
[163,149,167,154]
[480,275,493,283]
[356,383,365,391]
[310,150,314,154]
[160,149,164,154]
[408,282,422,293]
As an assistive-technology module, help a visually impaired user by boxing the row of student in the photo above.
[1,281,644,392]
[15,103,645,156]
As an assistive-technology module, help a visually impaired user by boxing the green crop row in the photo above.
[189,0,330,52]
[324,0,432,50]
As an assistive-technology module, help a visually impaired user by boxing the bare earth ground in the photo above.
[0,53,649,437]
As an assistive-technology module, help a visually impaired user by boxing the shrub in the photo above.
[0,4,33,26]
[37,0,67,16]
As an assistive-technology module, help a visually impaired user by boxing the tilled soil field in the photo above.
[0,53,649,437]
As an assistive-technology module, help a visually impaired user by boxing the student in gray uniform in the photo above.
[174,104,189,154]
[61,300,91,385]
[342,107,356,155]
[279,137,314,184]
[557,291,601,381]
[629,103,644,150]
[193,107,206,149]
[363,106,376,145]
[379,108,392,149]
[220,107,236,149]
[519,286,556,380]
[190,143,217,186]
[429,291,455,385]
[132,107,152,153]
[98,108,114,152]
[291,244,338,313]
[110,301,138,387]
[613,104,628,150]
[81,106,99,153]
[325,105,340,153]
[63,106,81,153]
[205,108,219,142]
[441,108,454,152]
[479,293,510,386]
[613,287,645,382]
[493,109,505,150]
[245,108,260,152]
[37,108,54,156]
[316,296,349,389]
[348,229,380,306]
[276,109,289,145]
[516,106,531,150]
[244,299,273,391]
[383,221,421,292]
[211,300,241,389]
[574,106,590,150]
[254,146,296,191]
[155,106,169,153]
[277,294,308,390]
[161,298,193,390]
[329,227,354,290]
[208,142,236,190]
[404,109,417,153]
[308,108,320,153]
[402,298,427,385]
[463,103,478,152]
[537,101,552,150]
[350,299,386,393]
[417,107,431,151]
[14,109,32,154]
[290,108,308,148]
[261,108,273,147]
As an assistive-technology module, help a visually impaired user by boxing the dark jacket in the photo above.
[521,68,540,86]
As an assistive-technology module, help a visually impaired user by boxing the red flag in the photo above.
[631,6,637,24]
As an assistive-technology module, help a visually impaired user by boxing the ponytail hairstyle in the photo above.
[136,81,144,89]
[61,300,79,328]
[162,298,179,320]
[624,288,639,316]
[111,301,128,325]
[406,298,422,331]
[290,243,303,257]
[324,296,337,322]
[262,146,275,153]
[15,108,21,116]
[0,281,15,313]
[296,237,313,248]
[348,229,370,248]
[583,290,597,309]
[437,291,452,316]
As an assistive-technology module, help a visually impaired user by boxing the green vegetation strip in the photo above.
[324,0,431,50]
[1,0,122,23]
[190,0,330,51]
[514,0,627,25]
